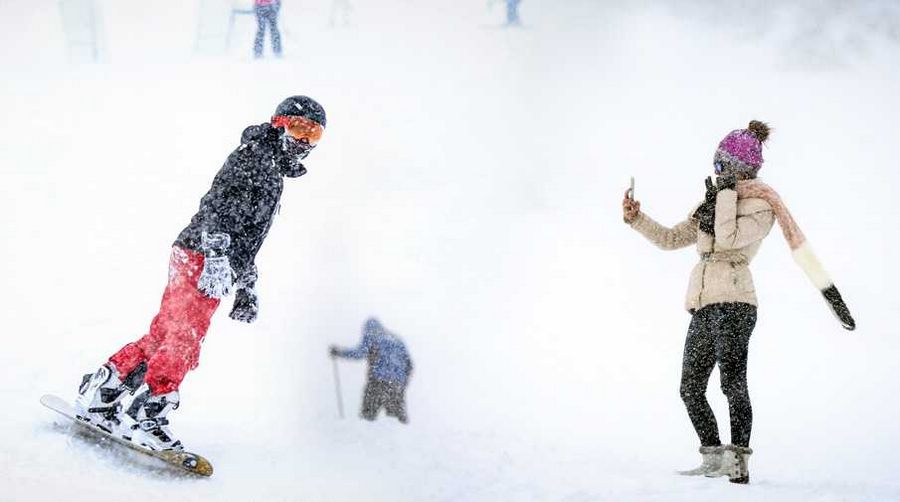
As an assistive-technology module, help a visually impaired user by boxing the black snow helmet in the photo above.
[273,96,327,128]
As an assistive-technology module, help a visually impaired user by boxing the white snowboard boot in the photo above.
[677,445,724,476]
[74,364,128,434]
[705,444,753,484]
[75,362,148,434]
[123,390,183,451]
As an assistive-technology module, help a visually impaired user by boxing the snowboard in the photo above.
[40,394,214,477]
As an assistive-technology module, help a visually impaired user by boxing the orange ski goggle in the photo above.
[271,115,325,145]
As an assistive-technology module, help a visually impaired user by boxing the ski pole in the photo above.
[331,356,345,419]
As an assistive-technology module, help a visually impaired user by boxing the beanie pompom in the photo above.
[747,120,770,143]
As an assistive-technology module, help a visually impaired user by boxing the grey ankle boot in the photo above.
[704,444,753,483]
[727,445,752,484]
[677,445,724,476]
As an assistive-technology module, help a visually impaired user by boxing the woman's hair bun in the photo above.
[747,120,770,143]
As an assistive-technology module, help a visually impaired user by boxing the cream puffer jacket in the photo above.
[630,185,775,312]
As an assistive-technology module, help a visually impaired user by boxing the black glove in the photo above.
[692,177,718,236]
[716,174,737,191]
[822,285,856,331]
[329,345,340,357]
[229,288,258,323]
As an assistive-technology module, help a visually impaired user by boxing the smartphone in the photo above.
[626,176,635,200]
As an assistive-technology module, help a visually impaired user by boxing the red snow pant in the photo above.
[109,247,220,395]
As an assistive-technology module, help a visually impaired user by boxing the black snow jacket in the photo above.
[174,123,301,287]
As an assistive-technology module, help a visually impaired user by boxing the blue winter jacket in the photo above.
[337,319,412,384]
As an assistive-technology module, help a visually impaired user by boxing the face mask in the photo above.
[279,133,315,177]
[281,133,315,161]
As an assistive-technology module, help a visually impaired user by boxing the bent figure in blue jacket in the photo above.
[330,318,412,423]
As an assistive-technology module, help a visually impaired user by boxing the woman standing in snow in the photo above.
[622,121,855,484]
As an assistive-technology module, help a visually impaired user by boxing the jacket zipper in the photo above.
[698,239,715,307]
[699,263,706,307]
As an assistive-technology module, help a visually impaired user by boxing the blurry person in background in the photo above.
[488,0,521,27]
[330,0,352,28]
[330,318,413,424]
[254,0,282,58]
[506,0,521,26]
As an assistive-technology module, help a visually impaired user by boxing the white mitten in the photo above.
[197,232,235,299]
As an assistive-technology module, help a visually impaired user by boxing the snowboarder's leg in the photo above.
[714,303,756,449]
[108,314,165,377]
[142,253,220,394]
[253,6,267,57]
[109,296,179,378]
[108,248,202,376]
[679,307,722,447]
[118,248,217,450]
[109,248,218,395]
[81,248,192,432]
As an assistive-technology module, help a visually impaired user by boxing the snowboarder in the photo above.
[329,318,413,424]
[254,0,282,58]
[74,95,327,451]
[622,121,855,484]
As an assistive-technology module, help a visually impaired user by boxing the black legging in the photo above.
[254,5,282,57]
[680,303,756,447]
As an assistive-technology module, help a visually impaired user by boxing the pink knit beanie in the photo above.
[714,121,769,179]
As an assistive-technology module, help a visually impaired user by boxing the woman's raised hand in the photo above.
[623,190,641,224]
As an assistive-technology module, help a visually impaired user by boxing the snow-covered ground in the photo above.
[2,1,900,500]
